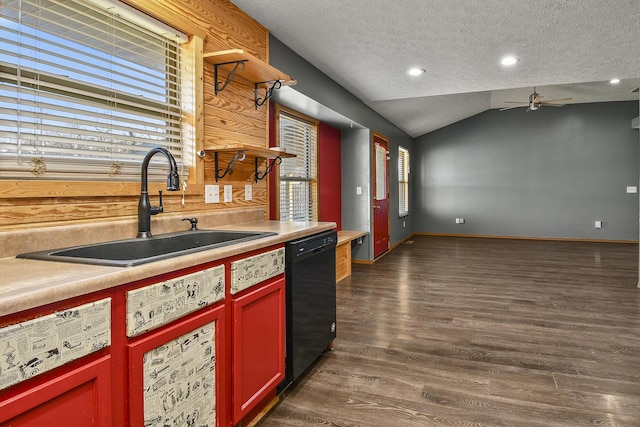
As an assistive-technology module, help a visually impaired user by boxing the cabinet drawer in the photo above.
[126,265,225,337]
[230,247,285,295]
[0,298,111,392]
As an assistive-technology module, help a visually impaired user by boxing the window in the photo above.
[398,146,409,216]
[277,107,318,222]
[0,0,187,180]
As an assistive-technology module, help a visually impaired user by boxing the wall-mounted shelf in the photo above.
[202,145,295,182]
[203,49,296,108]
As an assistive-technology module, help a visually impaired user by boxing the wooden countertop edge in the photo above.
[0,221,336,317]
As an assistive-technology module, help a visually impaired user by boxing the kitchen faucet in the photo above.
[137,147,180,238]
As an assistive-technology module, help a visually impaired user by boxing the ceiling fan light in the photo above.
[500,56,519,66]
[407,67,426,76]
[610,78,621,84]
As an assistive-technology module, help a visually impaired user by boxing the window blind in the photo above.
[398,146,409,216]
[0,0,186,180]
[278,111,317,222]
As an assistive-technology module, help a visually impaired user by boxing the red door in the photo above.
[372,133,389,258]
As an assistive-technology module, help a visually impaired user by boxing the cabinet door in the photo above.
[231,277,285,424]
[0,355,112,427]
[128,304,226,427]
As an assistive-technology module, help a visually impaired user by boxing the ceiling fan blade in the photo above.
[533,95,544,103]
[541,103,565,107]
[503,101,528,104]
[499,105,526,111]
[540,98,573,103]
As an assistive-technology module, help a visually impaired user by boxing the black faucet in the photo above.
[137,147,180,238]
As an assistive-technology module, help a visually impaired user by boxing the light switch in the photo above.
[595,220,602,229]
[356,186,362,195]
[245,184,252,201]
[627,186,637,194]
[224,185,232,203]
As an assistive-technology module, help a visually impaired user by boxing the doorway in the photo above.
[372,132,389,258]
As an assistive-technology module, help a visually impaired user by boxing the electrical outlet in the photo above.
[224,185,232,203]
[459,218,465,224]
[204,185,219,204]
[403,221,406,228]
[245,184,252,201]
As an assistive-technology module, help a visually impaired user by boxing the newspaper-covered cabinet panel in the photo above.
[230,247,285,294]
[143,320,217,427]
[0,298,112,391]
[126,265,225,337]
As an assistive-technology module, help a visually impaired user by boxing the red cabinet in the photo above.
[128,303,227,427]
[0,244,286,427]
[231,277,285,425]
[0,355,112,427]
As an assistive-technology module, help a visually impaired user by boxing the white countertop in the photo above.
[0,220,335,317]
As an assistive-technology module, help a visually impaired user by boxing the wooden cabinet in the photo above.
[0,295,113,427]
[128,303,226,427]
[231,277,285,425]
[0,244,287,427]
[0,355,112,427]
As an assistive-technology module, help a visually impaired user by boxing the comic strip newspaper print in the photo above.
[0,298,111,391]
[127,265,224,337]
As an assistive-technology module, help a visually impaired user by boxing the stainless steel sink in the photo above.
[17,230,277,267]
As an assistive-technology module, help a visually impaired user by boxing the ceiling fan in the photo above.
[500,87,573,111]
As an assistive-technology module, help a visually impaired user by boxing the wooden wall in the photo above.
[0,0,272,231]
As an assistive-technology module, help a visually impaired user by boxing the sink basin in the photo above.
[17,230,277,267]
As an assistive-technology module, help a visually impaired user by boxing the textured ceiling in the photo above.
[231,0,640,137]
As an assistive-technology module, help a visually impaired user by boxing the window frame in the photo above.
[274,104,319,222]
[398,145,409,217]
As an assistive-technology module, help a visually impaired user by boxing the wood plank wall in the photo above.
[0,0,272,230]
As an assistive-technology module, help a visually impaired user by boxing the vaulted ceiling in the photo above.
[231,0,639,137]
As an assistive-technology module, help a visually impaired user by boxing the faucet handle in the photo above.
[182,217,198,230]
[150,190,164,215]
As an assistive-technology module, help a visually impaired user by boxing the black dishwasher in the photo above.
[279,230,337,391]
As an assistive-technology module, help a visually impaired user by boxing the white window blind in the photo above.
[398,146,409,217]
[0,0,186,180]
[278,111,317,222]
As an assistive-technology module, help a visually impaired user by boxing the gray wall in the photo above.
[414,101,639,240]
[269,35,414,257]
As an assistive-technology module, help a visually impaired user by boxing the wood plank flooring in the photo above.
[258,236,640,427]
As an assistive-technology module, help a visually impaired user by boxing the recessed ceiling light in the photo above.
[407,67,426,76]
[610,78,621,84]
[500,56,519,66]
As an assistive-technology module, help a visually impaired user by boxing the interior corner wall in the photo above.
[318,122,342,229]
[268,34,414,253]
[413,101,639,240]
[341,128,372,260]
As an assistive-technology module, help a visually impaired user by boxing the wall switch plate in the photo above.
[595,220,602,229]
[455,218,460,224]
[245,184,252,201]
[459,218,465,224]
[204,185,219,204]
[356,186,362,195]
[627,186,637,194]
[224,185,232,203]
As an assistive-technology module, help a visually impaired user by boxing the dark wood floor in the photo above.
[258,236,640,427]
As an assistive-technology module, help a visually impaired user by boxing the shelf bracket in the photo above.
[215,150,246,182]
[255,156,282,182]
[254,80,282,108]
[214,60,247,95]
